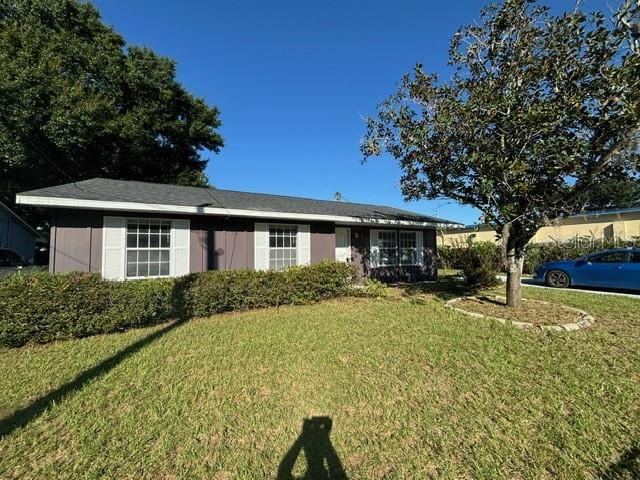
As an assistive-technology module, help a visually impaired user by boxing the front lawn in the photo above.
[1,286,639,479]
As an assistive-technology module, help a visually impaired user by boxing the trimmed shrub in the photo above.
[439,241,503,272]
[437,245,465,271]
[451,242,503,288]
[0,272,175,347]
[463,266,502,288]
[182,261,357,318]
[0,261,357,347]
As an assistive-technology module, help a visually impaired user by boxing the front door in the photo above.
[335,227,351,263]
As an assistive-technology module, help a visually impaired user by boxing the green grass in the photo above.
[1,285,639,479]
[437,268,462,278]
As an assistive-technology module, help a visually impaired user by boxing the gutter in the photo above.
[16,194,459,229]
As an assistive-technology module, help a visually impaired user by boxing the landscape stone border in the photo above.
[444,295,594,332]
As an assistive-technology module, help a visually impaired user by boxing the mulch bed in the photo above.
[453,296,586,327]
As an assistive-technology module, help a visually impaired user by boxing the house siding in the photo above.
[211,218,255,270]
[48,209,438,281]
[49,210,102,273]
[310,222,335,264]
[190,217,208,273]
[48,210,340,275]
[51,210,202,274]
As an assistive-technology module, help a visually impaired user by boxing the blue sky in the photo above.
[92,0,590,225]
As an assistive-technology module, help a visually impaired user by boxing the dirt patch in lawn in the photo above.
[450,296,592,328]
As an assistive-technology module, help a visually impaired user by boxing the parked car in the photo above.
[534,248,640,290]
[0,248,46,278]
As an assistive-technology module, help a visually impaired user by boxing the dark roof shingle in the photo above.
[18,178,458,224]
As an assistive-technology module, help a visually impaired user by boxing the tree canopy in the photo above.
[0,0,223,224]
[363,0,639,307]
[585,177,640,210]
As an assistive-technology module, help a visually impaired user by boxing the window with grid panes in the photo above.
[268,225,297,270]
[399,231,418,265]
[377,230,397,266]
[126,219,171,278]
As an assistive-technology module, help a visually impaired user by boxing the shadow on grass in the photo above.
[395,278,480,302]
[473,296,506,306]
[277,417,347,480]
[600,443,640,479]
[0,319,184,438]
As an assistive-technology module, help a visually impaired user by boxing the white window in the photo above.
[371,230,424,267]
[254,223,310,271]
[126,219,171,278]
[102,216,190,280]
[269,224,298,270]
[377,230,397,266]
[399,231,417,265]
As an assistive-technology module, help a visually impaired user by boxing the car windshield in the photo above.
[0,250,24,267]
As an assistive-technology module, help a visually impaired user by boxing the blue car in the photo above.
[534,248,640,291]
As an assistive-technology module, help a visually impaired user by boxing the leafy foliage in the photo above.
[585,177,640,210]
[0,272,176,347]
[523,235,640,273]
[463,266,502,289]
[0,0,223,224]
[182,261,357,318]
[439,242,502,272]
[363,0,640,306]
[439,235,640,274]
[0,261,357,347]
[441,241,503,287]
[359,277,389,298]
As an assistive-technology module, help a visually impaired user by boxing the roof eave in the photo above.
[16,194,452,228]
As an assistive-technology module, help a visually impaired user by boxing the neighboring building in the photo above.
[16,178,458,282]
[439,208,640,246]
[0,200,45,262]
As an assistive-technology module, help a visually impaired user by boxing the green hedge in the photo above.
[439,241,501,272]
[182,261,357,318]
[445,242,504,288]
[439,236,640,274]
[0,273,176,347]
[0,261,357,347]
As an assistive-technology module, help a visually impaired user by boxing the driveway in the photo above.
[518,277,640,299]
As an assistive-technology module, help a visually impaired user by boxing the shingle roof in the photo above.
[17,178,458,225]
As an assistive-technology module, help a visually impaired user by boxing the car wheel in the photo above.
[545,270,570,288]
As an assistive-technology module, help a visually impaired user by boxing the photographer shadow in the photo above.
[277,416,347,480]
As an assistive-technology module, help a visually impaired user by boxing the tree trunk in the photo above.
[501,222,527,309]
[505,251,524,308]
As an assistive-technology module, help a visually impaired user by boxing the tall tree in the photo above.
[0,0,223,225]
[363,0,639,307]
[586,177,640,210]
